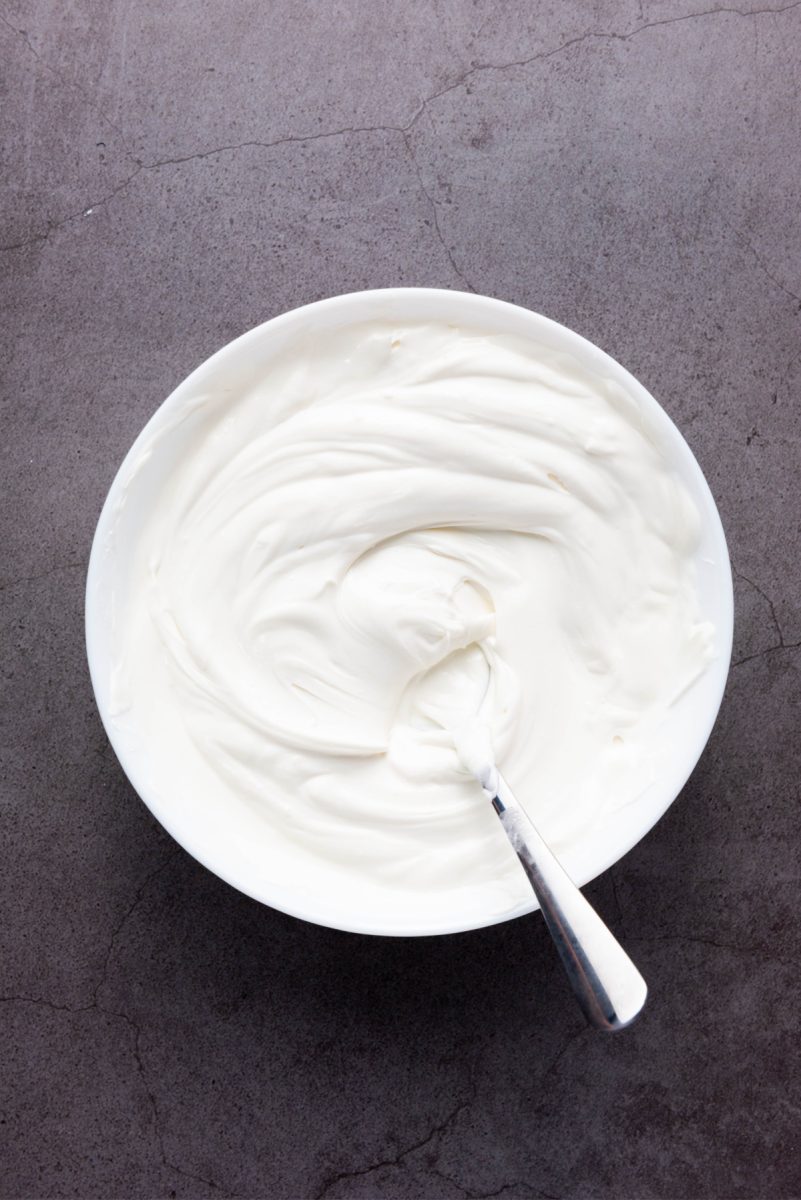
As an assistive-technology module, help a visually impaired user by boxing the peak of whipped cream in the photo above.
[449,715,500,799]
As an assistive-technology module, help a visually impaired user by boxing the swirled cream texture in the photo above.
[109,321,714,919]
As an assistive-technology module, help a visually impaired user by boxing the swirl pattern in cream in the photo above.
[109,320,714,918]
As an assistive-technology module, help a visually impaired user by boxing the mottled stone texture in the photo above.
[1,1,799,1197]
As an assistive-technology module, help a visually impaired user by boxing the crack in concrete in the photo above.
[630,932,796,968]
[1,118,477,293]
[0,993,93,1014]
[731,565,801,667]
[109,1004,232,1197]
[733,565,784,643]
[721,218,801,307]
[0,559,86,592]
[2,994,230,1195]
[1,846,231,1196]
[141,123,477,291]
[3,892,584,1200]
[433,1174,559,1200]
[1,124,408,252]
[430,1028,585,1199]
[90,849,231,1194]
[535,1025,588,1089]
[731,639,801,668]
[0,12,137,163]
[402,1,801,121]
[92,849,180,1007]
[313,1097,472,1199]
[779,346,801,400]
[0,166,144,252]
[402,130,476,292]
[432,1152,560,1200]
[5,2,799,265]
[138,122,408,171]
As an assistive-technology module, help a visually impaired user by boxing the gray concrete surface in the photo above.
[2,2,800,1197]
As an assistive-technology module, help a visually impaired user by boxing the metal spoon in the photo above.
[419,639,647,1030]
[485,769,647,1031]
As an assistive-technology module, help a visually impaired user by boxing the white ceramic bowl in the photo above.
[86,288,733,936]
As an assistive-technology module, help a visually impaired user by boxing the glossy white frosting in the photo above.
[108,320,714,916]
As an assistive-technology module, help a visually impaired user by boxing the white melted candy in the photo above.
[109,320,715,917]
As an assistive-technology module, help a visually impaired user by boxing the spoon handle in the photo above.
[491,771,647,1031]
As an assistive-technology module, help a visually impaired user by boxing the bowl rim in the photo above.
[85,287,734,937]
